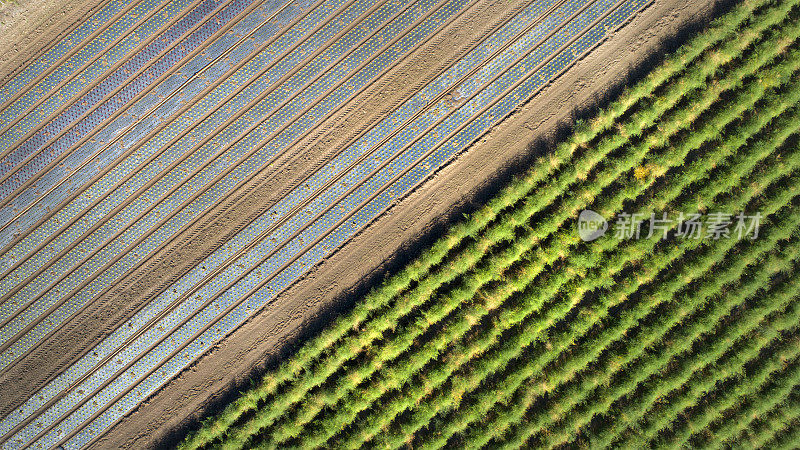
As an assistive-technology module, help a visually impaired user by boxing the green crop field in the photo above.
[180,0,800,447]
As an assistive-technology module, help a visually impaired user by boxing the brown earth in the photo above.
[0,0,109,87]
[0,0,731,446]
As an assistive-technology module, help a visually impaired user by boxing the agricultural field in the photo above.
[0,0,795,447]
[178,0,800,447]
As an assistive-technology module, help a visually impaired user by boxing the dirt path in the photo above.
[87,0,728,447]
[0,0,108,87]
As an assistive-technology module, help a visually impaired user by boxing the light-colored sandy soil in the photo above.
[0,0,109,87]
[0,0,731,446]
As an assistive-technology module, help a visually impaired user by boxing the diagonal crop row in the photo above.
[438,147,800,450]
[546,122,800,449]
[670,333,800,448]
[744,387,800,449]
[404,34,792,442]
[536,211,800,450]
[768,407,800,450]
[489,168,800,449]
[682,315,800,447]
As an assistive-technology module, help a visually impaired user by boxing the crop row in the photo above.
[495,55,800,447]
[748,387,800,448]
[328,53,800,450]
[593,131,800,447]
[519,194,800,449]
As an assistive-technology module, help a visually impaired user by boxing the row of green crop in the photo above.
[473,163,800,449]
[736,378,800,448]
[179,0,800,447]
[434,114,800,448]
[603,209,800,447]
[688,322,800,449]
[749,387,800,448]
[255,39,800,449]
[526,198,800,449]
[410,29,800,448]
[687,317,800,448]
[555,251,800,449]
